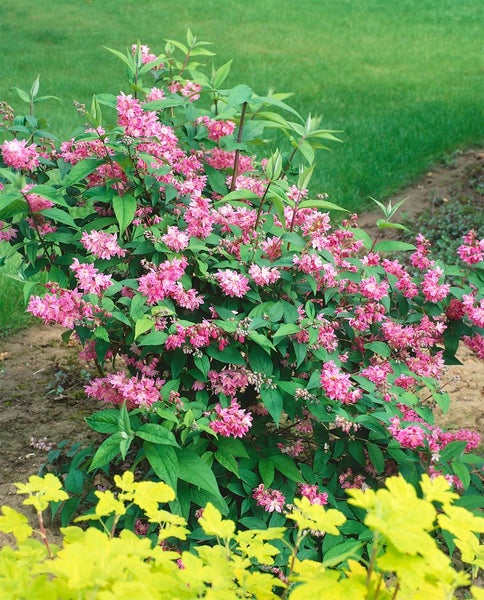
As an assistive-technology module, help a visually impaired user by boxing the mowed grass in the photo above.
[1,0,482,210]
[0,0,483,328]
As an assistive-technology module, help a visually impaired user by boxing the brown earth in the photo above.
[0,149,483,533]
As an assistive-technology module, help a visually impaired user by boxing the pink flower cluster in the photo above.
[320,361,362,404]
[70,258,113,295]
[138,257,203,310]
[81,230,126,260]
[196,115,235,141]
[85,371,165,408]
[27,285,97,329]
[21,184,54,212]
[1,138,39,170]
[252,484,285,513]
[298,483,329,505]
[214,269,250,298]
[209,400,253,438]
[249,264,281,286]
[208,367,249,397]
[458,231,484,265]
[388,404,481,456]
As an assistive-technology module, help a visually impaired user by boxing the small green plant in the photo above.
[402,197,484,266]
[0,471,483,599]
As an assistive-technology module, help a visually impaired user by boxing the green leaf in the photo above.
[260,387,284,425]
[374,240,416,253]
[138,331,169,346]
[451,460,470,490]
[273,323,300,341]
[113,194,137,234]
[85,409,121,434]
[299,199,348,212]
[177,449,223,504]
[89,433,124,471]
[248,331,275,352]
[134,315,154,339]
[248,345,273,375]
[366,443,385,474]
[227,84,253,106]
[259,458,275,487]
[215,451,239,477]
[213,59,233,88]
[322,539,362,568]
[270,454,300,482]
[63,158,102,188]
[10,86,30,103]
[364,341,391,358]
[206,345,245,365]
[144,442,179,489]
[40,207,77,228]
[135,423,179,446]
[194,354,210,379]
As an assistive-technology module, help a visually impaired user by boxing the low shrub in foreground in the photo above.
[0,32,483,563]
[0,471,483,599]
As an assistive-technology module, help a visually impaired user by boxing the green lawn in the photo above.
[0,0,483,330]
[1,0,482,211]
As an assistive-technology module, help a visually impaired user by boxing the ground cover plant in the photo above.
[0,32,483,594]
[1,471,483,598]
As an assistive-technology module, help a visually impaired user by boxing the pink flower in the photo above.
[0,221,17,241]
[1,139,39,170]
[70,258,113,295]
[161,226,190,251]
[457,230,484,265]
[359,276,389,301]
[210,400,253,438]
[320,361,361,404]
[252,484,285,513]
[298,483,328,505]
[21,184,54,212]
[196,115,236,141]
[422,266,450,302]
[214,269,250,298]
[81,230,126,260]
[249,264,281,286]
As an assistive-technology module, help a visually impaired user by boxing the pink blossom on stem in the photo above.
[70,258,113,295]
[249,264,281,286]
[81,230,126,260]
[1,138,39,170]
[297,483,328,505]
[422,266,450,302]
[0,221,17,241]
[214,269,250,298]
[210,400,253,438]
[457,230,484,265]
[252,484,285,513]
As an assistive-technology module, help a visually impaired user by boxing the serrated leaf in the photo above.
[63,158,102,188]
[89,433,124,471]
[177,449,223,503]
[10,86,30,103]
[260,387,284,424]
[144,443,179,489]
[227,84,253,106]
[85,409,121,434]
[215,451,239,476]
[135,423,179,446]
[40,207,77,228]
[134,315,154,339]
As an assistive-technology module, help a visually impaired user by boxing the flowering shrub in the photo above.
[1,471,483,599]
[0,32,483,559]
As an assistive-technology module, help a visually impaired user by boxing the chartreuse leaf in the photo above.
[14,473,69,512]
[287,496,346,534]
[198,502,235,539]
[0,506,33,542]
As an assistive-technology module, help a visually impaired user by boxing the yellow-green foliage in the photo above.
[0,472,482,599]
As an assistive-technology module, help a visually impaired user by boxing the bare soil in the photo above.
[0,149,483,528]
